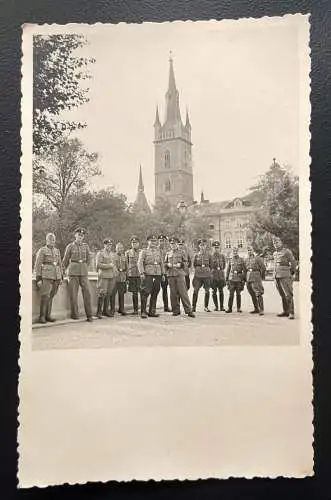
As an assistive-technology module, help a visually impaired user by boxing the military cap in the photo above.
[158,234,167,241]
[212,240,220,247]
[198,238,207,245]
[178,238,185,245]
[103,238,112,245]
[74,227,86,235]
[147,234,158,241]
[130,235,139,242]
[169,237,179,243]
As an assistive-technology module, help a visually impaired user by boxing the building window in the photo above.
[225,234,231,249]
[234,199,242,208]
[164,150,170,169]
[165,179,171,192]
[237,232,244,248]
[209,223,215,230]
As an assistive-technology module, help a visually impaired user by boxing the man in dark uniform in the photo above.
[112,242,128,316]
[192,238,213,313]
[95,238,118,318]
[34,232,63,323]
[245,246,266,316]
[178,238,191,290]
[164,237,195,317]
[62,227,93,322]
[225,246,246,313]
[273,236,296,319]
[138,234,165,319]
[158,234,170,312]
[210,240,226,311]
[125,235,141,315]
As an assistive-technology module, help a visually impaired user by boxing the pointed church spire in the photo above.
[138,164,144,192]
[154,105,161,127]
[200,190,205,203]
[165,52,182,124]
[185,108,191,129]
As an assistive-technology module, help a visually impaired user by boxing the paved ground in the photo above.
[32,281,300,350]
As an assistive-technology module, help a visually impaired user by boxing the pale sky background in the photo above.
[61,17,305,205]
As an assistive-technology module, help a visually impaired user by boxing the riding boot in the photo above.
[258,295,264,315]
[132,292,139,314]
[204,290,210,312]
[119,292,126,315]
[192,291,198,312]
[212,291,218,311]
[96,296,104,319]
[226,291,234,313]
[250,293,259,313]
[102,295,110,316]
[219,290,225,311]
[46,297,56,322]
[163,288,170,312]
[109,294,116,317]
[236,292,242,312]
[141,294,148,318]
[38,296,48,324]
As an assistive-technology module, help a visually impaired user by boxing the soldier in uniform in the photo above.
[192,238,213,313]
[164,237,195,317]
[34,232,63,323]
[112,242,128,316]
[62,227,93,322]
[272,236,296,319]
[245,246,266,316]
[178,238,191,290]
[95,238,118,319]
[225,246,246,313]
[210,241,226,311]
[125,235,141,315]
[138,234,165,318]
[158,234,170,312]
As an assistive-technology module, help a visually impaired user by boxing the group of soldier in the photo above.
[34,227,297,324]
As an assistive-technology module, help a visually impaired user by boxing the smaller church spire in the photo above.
[185,108,191,129]
[138,164,144,192]
[200,190,205,203]
[154,105,161,127]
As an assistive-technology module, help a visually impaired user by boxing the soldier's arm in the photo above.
[160,253,165,275]
[259,257,266,280]
[193,254,198,268]
[62,244,71,270]
[58,249,64,279]
[287,250,297,275]
[137,249,145,275]
[34,248,44,280]
[225,261,231,281]
[86,244,91,267]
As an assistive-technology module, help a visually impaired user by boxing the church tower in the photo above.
[154,54,194,206]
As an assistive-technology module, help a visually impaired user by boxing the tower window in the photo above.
[209,223,215,230]
[164,150,171,169]
[165,179,171,192]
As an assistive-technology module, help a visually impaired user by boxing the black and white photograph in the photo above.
[19,15,312,486]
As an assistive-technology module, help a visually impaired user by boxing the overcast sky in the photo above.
[61,16,307,205]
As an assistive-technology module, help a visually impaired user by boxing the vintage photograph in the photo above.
[19,15,312,486]
[30,19,302,349]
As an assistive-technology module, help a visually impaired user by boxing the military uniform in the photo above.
[159,235,170,312]
[273,247,296,317]
[178,239,191,290]
[95,240,118,318]
[112,251,128,315]
[125,236,141,314]
[210,242,226,311]
[62,229,93,320]
[165,239,194,317]
[226,254,247,312]
[137,235,165,318]
[192,240,213,312]
[245,253,266,315]
[34,244,62,323]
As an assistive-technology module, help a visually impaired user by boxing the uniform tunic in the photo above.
[226,255,246,288]
[193,250,212,291]
[211,252,226,283]
[137,247,165,309]
[125,248,141,293]
[165,249,192,314]
[245,254,266,296]
[95,249,118,295]
[34,245,62,297]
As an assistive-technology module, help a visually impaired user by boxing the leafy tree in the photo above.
[33,138,100,250]
[249,162,299,258]
[33,34,95,155]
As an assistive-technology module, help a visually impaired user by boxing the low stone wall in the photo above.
[32,273,132,323]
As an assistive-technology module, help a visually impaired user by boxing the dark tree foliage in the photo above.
[33,34,95,155]
[249,162,299,258]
